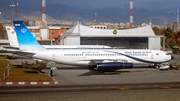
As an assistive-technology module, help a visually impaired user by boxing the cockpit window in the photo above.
[166,53,169,55]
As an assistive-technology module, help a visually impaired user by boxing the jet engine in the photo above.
[96,62,133,70]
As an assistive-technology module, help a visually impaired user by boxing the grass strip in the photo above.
[0,56,53,82]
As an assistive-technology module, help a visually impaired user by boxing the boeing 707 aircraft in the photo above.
[10,21,174,70]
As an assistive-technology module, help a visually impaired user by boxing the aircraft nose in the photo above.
[171,55,174,60]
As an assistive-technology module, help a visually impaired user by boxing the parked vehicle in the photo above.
[159,62,170,70]
[170,63,179,70]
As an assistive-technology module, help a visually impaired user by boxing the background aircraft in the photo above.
[4,26,112,50]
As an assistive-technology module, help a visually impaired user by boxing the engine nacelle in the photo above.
[124,62,133,68]
[97,62,133,70]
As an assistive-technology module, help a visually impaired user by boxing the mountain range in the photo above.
[0,1,177,26]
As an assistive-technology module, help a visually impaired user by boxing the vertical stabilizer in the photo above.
[5,26,19,47]
[13,21,45,51]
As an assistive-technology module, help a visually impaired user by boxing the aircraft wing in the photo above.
[5,49,35,57]
[2,45,19,50]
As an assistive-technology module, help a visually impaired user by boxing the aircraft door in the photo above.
[114,53,117,60]
[106,53,110,59]
[52,53,55,59]
[83,53,86,59]
[151,53,154,59]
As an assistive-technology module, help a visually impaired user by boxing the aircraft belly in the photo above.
[58,56,86,65]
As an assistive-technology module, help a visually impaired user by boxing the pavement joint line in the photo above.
[124,86,131,87]
[118,88,130,90]
[153,85,160,87]
[139,86,146,87]
[160,87,171,89]
[167,85,174,86]
[109,86,117,88]
[95,87,103,88]
[0,82,59,85]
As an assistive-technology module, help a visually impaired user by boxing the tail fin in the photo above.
[13,21,45,51]
[5,26,19,47]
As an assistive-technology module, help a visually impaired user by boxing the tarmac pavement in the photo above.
[9,54,180,85]
[1,89,180,101]
[44,67,180,85]
[3,53,180,101]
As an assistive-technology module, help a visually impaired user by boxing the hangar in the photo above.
[62,24,163,50]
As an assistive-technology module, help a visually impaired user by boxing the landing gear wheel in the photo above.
[88,65,96,70]
[155,65,159,69]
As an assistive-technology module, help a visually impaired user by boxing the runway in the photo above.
[1,82,180,101]
[1,82,180,95]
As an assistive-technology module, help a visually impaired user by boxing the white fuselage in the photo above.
[32,49,172,66]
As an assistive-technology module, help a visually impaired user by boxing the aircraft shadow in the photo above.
[46,65,150,69]
[46,66,88,70]
[77,65,153,76]
[46,65,152,76]
[133,65,150,68]
[78,69,131,76]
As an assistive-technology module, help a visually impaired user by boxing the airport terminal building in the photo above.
[62,24,163,50]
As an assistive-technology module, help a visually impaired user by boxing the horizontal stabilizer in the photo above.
[6,49,35,57]
[2,45,19,50]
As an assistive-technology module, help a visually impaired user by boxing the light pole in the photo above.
[10,3,15,25]
[78,13,83,34]
[15,2,18,20]
[0,11,1,24]
[94,0,97,22]
[163,37,166,51]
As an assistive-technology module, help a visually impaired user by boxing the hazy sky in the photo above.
[0,0,179,24]
[1,0,180,12]
[50,0,180,11]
